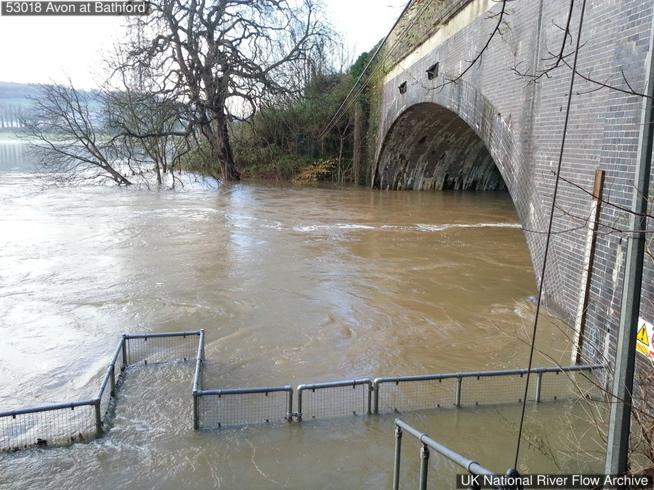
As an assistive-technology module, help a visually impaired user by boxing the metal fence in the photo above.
[2,327,603,453]
[196,365,601,429]
[0,400,97,452]
[297,379,372,421]
[196,386,293,430]
[373,365,601,415]
[124,332,199,365]
[0,330,201,452]
[97,338,124,431]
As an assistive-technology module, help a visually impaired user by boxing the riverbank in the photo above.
[0,130,22,142]
[240,157,338,184]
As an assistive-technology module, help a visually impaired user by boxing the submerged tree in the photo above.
[106,89,187,186]
[105,49,190,187]
[123,0,330,182]
[22,83,133,185]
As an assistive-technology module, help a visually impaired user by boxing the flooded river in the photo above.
[0,142,605,488]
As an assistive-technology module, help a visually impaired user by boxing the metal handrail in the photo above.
[393,418,497,490]
[0,399,97,418]
[198,385,293,396]
[374,364,601,385]
[124,331,202,339]
[297,378,373,391]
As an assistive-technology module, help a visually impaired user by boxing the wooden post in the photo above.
[571,168,605,363]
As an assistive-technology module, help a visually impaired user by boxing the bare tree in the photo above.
[121,0,330,182]
[104,52,190,187]
[22,82,132,186]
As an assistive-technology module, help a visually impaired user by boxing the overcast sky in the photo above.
[0,0,405,88]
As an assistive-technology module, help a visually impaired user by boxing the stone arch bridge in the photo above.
[373,0,654,367]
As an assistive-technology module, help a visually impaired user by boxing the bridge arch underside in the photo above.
[377,103,507,192]
[374,100,567,318]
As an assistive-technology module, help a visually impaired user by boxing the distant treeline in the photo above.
[0,81,103,132]
[0,104,25,129]
[0,82,37,130]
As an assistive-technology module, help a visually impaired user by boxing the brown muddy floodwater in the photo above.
[0,143,605,489]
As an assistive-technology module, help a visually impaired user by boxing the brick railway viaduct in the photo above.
[372,0,654,368]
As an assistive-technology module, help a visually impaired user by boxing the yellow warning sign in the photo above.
[637,325,649,346]
[636,318,654,358]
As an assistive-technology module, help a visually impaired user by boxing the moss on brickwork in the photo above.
[361,0,473,184]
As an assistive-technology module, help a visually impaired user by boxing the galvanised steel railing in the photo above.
[393,418,501,490]
[1,325,603,453]
[195,385,294,430]
[372,364,602,415]
[192,329,205,430]
[296,378,372,421]
[96,337,126,433]
[0,330,202,452]
[123,331,201,365]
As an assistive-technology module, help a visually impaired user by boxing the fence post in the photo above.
[419,443,429,490]
[94,399,103,437]
[393,425,402,490]
[297,389,303,422]
[110,364,116,397]
[193,392,199,430]
[535,372,543,403]
[367,383,372,415]
[287,389,294,422]
[455,377,462,407]
[373,381,380,415]
[121,334,128,369]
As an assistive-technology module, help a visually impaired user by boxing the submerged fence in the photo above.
[372,364,601,415]
[195,364,602,430]
[0,331,201,452]
[1,328,603,452]
[196,386,293,429]
[297,379,372,420]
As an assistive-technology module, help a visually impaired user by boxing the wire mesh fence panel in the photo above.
[539,370,602,402]
[299,383,370,420]
[126,335,198,365]
[459,374,528,407]
[0,404,96,452]
[197,390,291,429]
[376,378,457,414]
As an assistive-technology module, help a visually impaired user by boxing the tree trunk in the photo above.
[153,156,162,185]
[211,115,240,182]
[105,164,132,185]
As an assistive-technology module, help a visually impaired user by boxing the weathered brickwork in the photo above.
[375,0,654,373]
